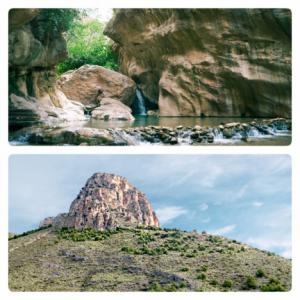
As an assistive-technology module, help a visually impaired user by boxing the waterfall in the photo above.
[133,89,147,115]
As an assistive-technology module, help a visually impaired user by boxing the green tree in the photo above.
[57,18,118,74]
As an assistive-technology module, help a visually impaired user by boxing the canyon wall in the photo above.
[9,9,85,129]
[104,9,291,117]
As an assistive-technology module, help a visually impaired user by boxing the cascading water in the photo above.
[133,88,147,115]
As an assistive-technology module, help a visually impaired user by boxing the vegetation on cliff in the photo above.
[9,227,291,291]
[57,17,118,74]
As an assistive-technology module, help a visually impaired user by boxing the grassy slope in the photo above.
[9,227,291,292]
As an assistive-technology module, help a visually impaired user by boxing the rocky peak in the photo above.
[50,173,159,230]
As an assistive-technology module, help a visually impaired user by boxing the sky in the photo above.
[85,8,113,23]
[9,155,291,258]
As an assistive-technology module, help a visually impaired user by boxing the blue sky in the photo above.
[9,155,291,258]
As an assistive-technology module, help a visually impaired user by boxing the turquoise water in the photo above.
[85,116,260,129]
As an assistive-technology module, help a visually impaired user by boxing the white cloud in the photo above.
[281,249,292,259]
[234,184,248,200]
[156,206,188,224]
[199,203,208,211]
[252,201,264,207]
[201,166,223,188]
[210,224,236,235]
[246,236,291,258]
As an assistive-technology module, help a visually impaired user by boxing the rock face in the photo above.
[53,173,159,230]
[57,64,137,107]
[39,217,54,228]
[9,9,85,130]
[104,9,291,117]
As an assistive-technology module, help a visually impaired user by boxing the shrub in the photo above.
[147,282,187,291]
[256,269,266,278]
[210,280,218,286]
[196,273,206,280]
[180,267,189,272]
[9,225,52,240]
[185,253,196,258]
[222,280,233,288]
[260,278,286,291]
[57,227,113,242]
[207,236,222,243]
[122,245,167,256]
[245,276,257,289]
[137,231,156,244]
[198,245,206,251]
[196,265,208,272]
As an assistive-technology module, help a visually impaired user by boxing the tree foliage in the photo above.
[56,18,118,74]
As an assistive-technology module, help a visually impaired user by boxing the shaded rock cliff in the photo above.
[9,9,85,129]
[104,9,291,117]
[9,9,137,130]
[47,173,159,230]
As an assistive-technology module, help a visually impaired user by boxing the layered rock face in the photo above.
[51,173,159,230]
[9,9,85,129]
[104,9,291,117]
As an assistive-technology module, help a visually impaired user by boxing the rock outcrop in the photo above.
[104,9,291,117]
[39,216,54,228]
[9,9,85,130]
[51,173,159,230]
[57,64,136,107]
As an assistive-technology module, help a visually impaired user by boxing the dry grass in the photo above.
[9,227,291,291]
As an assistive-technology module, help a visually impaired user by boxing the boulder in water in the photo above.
[91,98,135,121]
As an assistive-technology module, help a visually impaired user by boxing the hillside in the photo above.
[9,226,291,292]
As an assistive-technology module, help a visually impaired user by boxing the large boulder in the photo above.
[91,98,135,121]
[52,173,159,230]
[104,9,291,117]
[9,91,85,129]
[57,64,137,107]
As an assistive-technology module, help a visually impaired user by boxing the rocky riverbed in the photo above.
[10,118,291,146]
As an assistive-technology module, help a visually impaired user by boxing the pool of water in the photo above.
[85,116,263,129]
[9,116,291,146]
